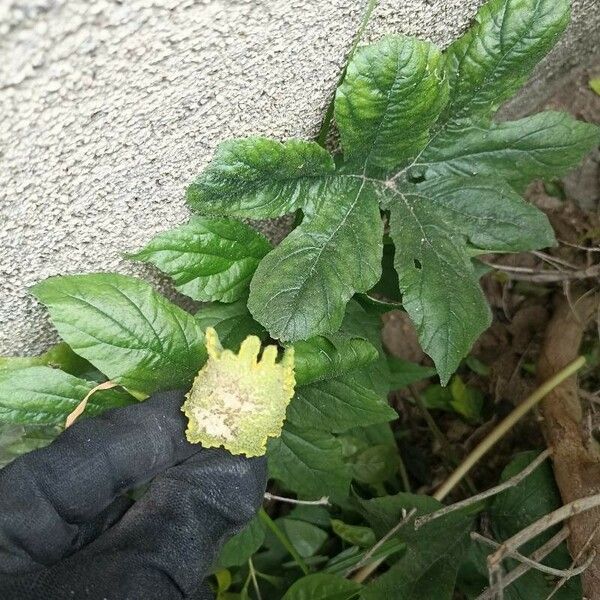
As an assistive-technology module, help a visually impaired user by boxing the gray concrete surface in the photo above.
[1,0,598,356]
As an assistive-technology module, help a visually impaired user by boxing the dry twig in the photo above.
[415,450,551,530]
[489,494,600,570]
[263,492,330,506]
[475,528,570,600]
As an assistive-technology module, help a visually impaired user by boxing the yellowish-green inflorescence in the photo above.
[182,328,295,457]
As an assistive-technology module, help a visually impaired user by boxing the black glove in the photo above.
[0,390,267,600]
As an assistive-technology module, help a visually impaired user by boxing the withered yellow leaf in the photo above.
[182,327,295,456]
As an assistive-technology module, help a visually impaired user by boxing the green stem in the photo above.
[258,508,310,575]
[409,385,477,496]
[397,449,411,493]
[316,0,380,146]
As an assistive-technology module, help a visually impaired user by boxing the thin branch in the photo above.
[557,239,600,253]
[530,250,579,271]
[433,357,586,501]
[475,528,570,600]
[263,492,330,506]
[545,521,600,600]
[349,508,417,583]
[473,532,592,579]
[415,450,551,529]
[483,262,600,283]
[489,493,600,570]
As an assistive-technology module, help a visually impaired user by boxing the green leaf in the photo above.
[288,505,332,528]
[248,177,383,342]
[217,516,265,569]
[385,175,553,382]
[293,335,378,387]
[387,188,491,384]
[0,424,61,467]
[351,444,399,485]
[287,371,396,433]
[449,375,484,423]
[591,77,600,96]
[31,274,207,394]
[276,518,328,558]
[335,35,448,172]
[331,520,376,548]
[186,138,335,218]
[0,366,134,425]
[282,573,362,600]
[386,356,436,390]
[0,342,91,376]
[267,423,351,499]
[421,112,600,191]
[128,217,271,302]
[195,299,266,352]
[439,0,570,126]
[410,176,555,253]
[358,493,478,600]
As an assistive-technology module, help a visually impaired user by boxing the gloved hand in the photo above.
[0,390,267,600]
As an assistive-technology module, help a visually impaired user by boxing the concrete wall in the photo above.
[1,0,598,356]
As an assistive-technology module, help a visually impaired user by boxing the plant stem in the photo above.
[397,449,411,493]
[316,0,379,146]
[258,508,310,575]
[409,385,477,496]
[434,356,586,501]
[248,557,263,600]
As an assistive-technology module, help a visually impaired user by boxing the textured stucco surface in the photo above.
[1,0,598,355]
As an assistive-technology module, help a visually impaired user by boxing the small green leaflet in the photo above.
[0,366,134,425]
[32,274,207,394]
[267,423,351,499]
[282,573,362,600]
[184,0,598,384]
[128,217,271,303]
[331,520,376,548]
[386,356,436,390]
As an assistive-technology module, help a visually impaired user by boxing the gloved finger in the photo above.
[59,450,267,599]
[0,389,199,573]
[71,495,134,553]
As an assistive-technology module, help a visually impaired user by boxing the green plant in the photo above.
[0,0,598,597]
